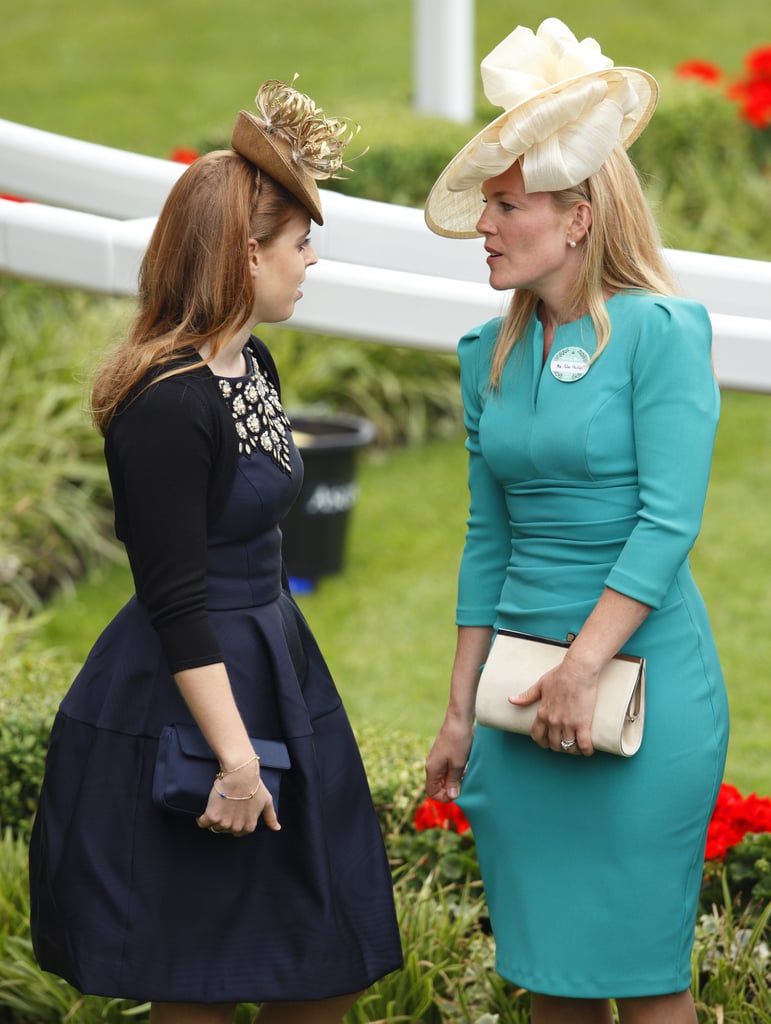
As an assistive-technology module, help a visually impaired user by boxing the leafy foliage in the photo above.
[259,327,463,448]
[0,279,126,615]
[630,91,771,260]
[357,727,482,894]
[322,94,771,261]
[0,648,73,839]
[692,877,771,1023]
[702,832,771,918]
[0,275,463,623]
[0,828,148,1023]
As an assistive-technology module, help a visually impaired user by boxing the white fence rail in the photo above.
[2,117,770,392]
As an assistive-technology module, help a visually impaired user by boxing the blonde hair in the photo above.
[92,150,303,434]
[489,145,676,388]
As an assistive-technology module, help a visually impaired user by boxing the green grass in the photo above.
[38,389,771,795]
[1,0,768,157]
[691,390,771,793]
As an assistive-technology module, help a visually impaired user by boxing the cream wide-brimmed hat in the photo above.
[424,18,659,238]
[232,79,359,225]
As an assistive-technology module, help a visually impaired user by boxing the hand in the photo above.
[508,655,599,757]
[196,762,281,836]
[425,712,474,802]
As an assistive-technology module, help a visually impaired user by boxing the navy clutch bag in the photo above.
[152,723,291,817]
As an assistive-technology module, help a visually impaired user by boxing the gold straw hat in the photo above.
[232,78,359,225]
[424,18,659,238]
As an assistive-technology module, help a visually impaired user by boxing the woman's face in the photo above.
[251,207,318,324]
[475,161,578,298]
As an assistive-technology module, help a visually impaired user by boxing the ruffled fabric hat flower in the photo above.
[232,78,360,225]
[425,18,659,238]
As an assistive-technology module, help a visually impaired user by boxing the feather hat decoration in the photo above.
[232,77,360,225]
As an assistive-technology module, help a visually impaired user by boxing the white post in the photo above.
[413,0,474,123]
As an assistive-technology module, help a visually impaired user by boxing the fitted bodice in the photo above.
[456,293,720,630]
[206,347,304,612]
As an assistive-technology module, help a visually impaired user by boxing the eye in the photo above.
[299,236,311,251]
[480,197,516,212]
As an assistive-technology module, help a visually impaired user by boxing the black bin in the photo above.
[282,412,376,582]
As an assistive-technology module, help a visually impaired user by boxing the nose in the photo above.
[475,204,493,236]
[306,244,319,267]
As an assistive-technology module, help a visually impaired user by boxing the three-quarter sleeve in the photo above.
[456,322,512,626]
[106,373,226,672]
[605,297,719,608]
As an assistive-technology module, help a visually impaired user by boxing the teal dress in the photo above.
[455,293,729,998]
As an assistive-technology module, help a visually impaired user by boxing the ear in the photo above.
[247,237,260,277]
[568,201,593,243]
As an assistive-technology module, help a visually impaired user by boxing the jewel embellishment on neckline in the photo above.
[218,366,292,475]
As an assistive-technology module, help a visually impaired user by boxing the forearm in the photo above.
[174,663,255,772]
[426,625,491,801]
[564,586,651,675]
[446,625,494,722]
[506,588,650,756]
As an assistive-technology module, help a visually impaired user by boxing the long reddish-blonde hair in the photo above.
[91,150,303,433]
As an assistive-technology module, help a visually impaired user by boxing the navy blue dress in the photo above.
[29,350,402,1004]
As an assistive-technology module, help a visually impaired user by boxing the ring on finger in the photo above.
[560,738,577,751]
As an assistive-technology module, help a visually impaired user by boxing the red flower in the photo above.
[728,75,771,128]
[169,146,200,165]
[745,45,771,79]
[414,797,471,835]
[705,783,771,861]
[675,59,722,85]
[674,45,771,130]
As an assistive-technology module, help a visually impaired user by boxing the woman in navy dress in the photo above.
[423,19,728,1024]
[29,80,402,1024]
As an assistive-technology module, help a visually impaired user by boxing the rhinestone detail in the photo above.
[217,353,292,475]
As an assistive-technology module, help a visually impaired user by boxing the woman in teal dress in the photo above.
[423,19,728,1024]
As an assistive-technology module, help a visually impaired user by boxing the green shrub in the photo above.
[326,112,480,209]
[0,276,463,624]
[357,726,481,895]
[692,878,771,1023]
[0,649,71,838]
[0,279,126,615]
[324,92,771,261]
[0,828,148,1023]
[258,328,463,447]
[701,832,771,919]
[631,90,771,260]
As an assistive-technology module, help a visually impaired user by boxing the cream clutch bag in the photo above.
[475,629,646,757]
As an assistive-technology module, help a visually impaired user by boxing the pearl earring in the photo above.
[567,239,577,248]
